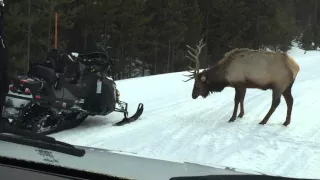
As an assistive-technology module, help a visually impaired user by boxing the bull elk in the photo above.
[184,39,300,126]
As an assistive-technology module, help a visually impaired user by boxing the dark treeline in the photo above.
[3,0,320,79]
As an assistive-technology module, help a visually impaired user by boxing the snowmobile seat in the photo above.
[28,65,58,85]
[60,53,81,84]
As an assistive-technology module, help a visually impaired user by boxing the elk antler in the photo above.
[183,38,206,82]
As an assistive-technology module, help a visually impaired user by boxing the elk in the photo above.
[183,39,300,126]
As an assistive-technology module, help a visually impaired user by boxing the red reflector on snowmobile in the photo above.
[9,86,14,91]
[20,79,28,84]
[35,95,41,99]
[24,88,31,95]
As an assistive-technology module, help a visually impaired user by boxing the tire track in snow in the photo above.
[116,93,236,159]
[189,90,283,166]
[229,130,320,177]
[85,98,228,154]
[273,146,311,177]
[154,99,235,160]
[86,117,172,148]
[132,106,225,158]
[145,99,188,116]
[157,89,266,162]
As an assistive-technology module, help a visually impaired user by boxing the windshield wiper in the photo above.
[0,119,85,157]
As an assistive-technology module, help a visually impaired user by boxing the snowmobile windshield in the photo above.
[77,52,109,59]
[77,52,114,67]
[0,122,85,157]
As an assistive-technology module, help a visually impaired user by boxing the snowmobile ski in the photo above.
[113,103,144,126]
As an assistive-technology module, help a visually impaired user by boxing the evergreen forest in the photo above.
[4,0,319,79]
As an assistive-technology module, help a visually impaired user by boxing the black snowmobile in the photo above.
[1,49,144,135]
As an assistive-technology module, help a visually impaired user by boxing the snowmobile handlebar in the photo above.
[75,56,110,74]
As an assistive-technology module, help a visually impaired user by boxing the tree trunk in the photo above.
[47,0,55,51]
[167,43,171,73]
[121,44,125,79]
[142,56,145,76]
[206,11,209,66]
[26,0,31,73]
[256,0,261,49]
[154,43,158,74]
[314,0,318,47]
[104,18,108,37]
[83,25,87,52]
[129,56,132,78]
[171,46,175,71]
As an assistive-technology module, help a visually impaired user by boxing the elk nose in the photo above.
[192,93,198,99]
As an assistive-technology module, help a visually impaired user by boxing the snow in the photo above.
[50,45,320,179]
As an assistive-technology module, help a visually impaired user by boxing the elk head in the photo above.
[183,39,209,99]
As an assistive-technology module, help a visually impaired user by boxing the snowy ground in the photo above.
[50,45,320,179]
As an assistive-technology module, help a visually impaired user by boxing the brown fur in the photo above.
[192,48,300,126]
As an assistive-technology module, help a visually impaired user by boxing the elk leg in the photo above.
[282,83,294,126]
[238,88,246,118]
[228,88,242,122]
[259,89,282,125]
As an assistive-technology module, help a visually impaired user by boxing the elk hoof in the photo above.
[283,121,290,126]
[259,120,267,125]
[228,117,236,123]
[238,113,244,118]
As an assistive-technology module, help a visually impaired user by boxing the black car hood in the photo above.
[0,140,263,180]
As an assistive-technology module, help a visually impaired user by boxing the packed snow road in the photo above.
[50,46,320,179]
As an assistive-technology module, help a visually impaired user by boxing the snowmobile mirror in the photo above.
[71,52,79,57]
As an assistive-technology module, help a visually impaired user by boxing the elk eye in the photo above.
[195,83,200,87]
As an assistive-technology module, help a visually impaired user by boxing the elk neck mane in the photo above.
[219,48,257,65]
[202,64,229,94]
[209,48,280,74]
[203,48,259,93]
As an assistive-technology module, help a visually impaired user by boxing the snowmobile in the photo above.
[1,49,144,135]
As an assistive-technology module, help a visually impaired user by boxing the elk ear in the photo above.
[201,75,206,82]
